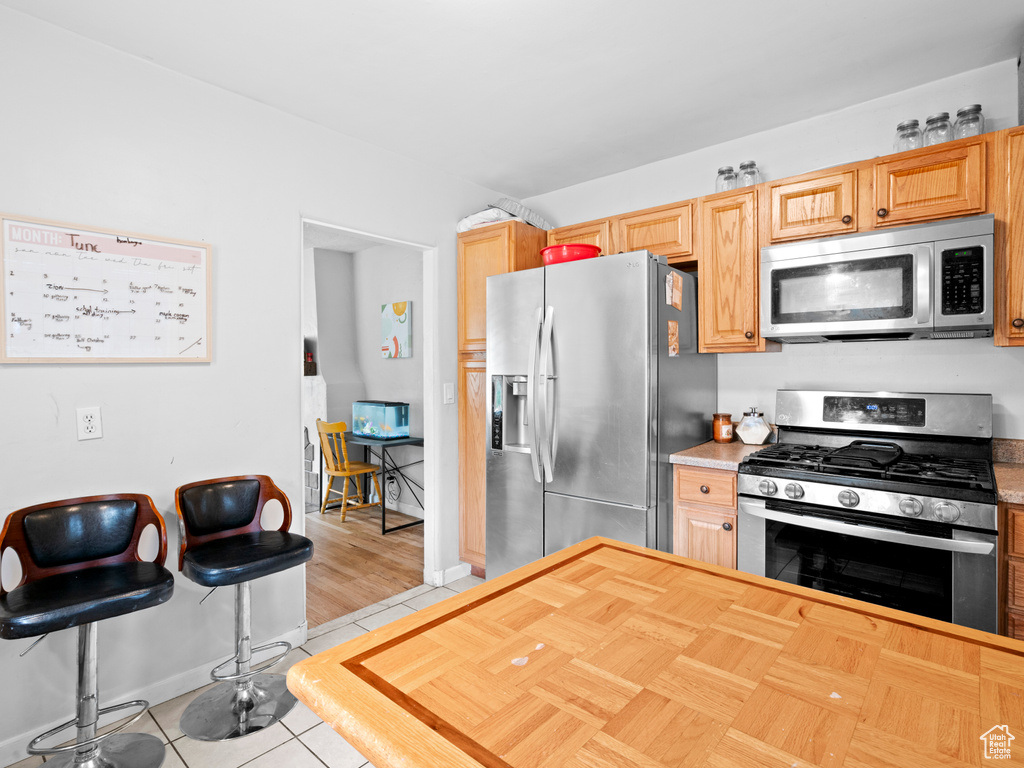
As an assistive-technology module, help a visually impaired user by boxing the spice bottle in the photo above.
[713,413,733,443]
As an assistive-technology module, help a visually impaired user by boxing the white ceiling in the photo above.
[4,1,1024,198]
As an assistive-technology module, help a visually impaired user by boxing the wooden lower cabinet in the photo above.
[673,465,737,569]
[458,360,487,574]
[1004,502,1024,638]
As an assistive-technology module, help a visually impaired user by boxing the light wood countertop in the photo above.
[670,440,765,470]
[287,536,1024,768]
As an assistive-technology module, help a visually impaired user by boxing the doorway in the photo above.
[300,218,437,629]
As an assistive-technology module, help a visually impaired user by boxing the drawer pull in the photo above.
[700,485,710,494]
[744,331,753,339]
[1013,318,1024,329]
[841,215,852,224]
[722,522,733,532]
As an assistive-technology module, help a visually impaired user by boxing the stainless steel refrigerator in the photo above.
[485,250,716,579]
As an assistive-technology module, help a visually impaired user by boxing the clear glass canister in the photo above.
[715,166,737,193]
[893,119,923,152]
[953,104,984,139]
[738,161,761,187]
[923,112,952,146]
[735,407,772,445]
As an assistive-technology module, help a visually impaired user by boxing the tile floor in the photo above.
[5,576,485,768]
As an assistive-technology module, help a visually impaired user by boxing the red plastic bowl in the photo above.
[541,243,601,266]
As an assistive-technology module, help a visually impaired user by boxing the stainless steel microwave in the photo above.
[760,214,993,342]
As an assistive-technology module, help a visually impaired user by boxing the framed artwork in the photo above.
[381,300,411,358]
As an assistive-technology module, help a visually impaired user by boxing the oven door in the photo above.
[737,497,997,633]
[760,244,932,341]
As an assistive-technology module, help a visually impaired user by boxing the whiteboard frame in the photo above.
[0,213,212,364]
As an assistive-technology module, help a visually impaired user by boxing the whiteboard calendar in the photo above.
[1,214,211,363]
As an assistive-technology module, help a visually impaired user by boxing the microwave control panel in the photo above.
[940,246,984,315]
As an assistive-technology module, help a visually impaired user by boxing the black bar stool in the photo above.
[0,494,174,768]
[174,475,313,741]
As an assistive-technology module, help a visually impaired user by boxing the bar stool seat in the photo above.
[182,531,312,588]
[0,562,174,640]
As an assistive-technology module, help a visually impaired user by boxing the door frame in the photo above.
[299,216,445,586]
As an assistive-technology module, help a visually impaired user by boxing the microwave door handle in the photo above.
[915,247,932,324]
[740,499,994,555]
[526,307,543,484]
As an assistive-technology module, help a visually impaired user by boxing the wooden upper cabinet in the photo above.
[769,170,857,243]
[547,218,615,255]
[698,189,763,352]
[616,201,694,264]
[457,221,544,354]
[870,139,986,228]
[998,127,1024,346]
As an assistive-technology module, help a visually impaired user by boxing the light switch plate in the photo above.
[443,383,455,404]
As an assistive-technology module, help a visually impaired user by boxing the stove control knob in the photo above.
[838,489,860,507]
[898,498,924,517]
[784,483,804,500]
[758,480,778,496]
[934,502,961,523]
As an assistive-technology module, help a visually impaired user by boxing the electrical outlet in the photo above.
[443,383,455,404]
[76,406,103,441]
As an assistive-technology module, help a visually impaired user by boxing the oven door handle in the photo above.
[740,499,995,556]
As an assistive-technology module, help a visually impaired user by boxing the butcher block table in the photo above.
[287,537,1024,767]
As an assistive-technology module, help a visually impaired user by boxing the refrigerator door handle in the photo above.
[539,305,556,482]
[526,307,543,484]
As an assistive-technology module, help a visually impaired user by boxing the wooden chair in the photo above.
[316,419,384,520]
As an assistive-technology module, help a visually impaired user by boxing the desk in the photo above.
[340,432,424,535]
[288,536,1024,768]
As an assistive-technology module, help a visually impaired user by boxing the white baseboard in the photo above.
[0,623,306,767]
[426,561,471,587]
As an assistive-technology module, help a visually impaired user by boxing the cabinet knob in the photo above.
[700,485,710,494]
[877,208,888,218]
[841,215,853,224]
[1014,318,1024,329]
[744,331,754,339]
[722,522,733,531]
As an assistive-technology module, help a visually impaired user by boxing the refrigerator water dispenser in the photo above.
[491,375,531,453]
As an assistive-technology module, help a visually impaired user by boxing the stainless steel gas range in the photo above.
[737,390,998,633]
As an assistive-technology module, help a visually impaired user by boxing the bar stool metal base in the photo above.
[43,732,166,768]
[179,674,296,742]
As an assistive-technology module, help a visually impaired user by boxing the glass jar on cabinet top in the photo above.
[923,112,952,146]
[738,161,761,187]
[893,119,923,152]
[735,407,772,445]
[953,104,984,139]
[715,166,737,193]
[712,413,733,443]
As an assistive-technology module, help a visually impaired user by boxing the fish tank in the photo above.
[352,400,410,440]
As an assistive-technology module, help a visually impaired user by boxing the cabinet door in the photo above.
[1001,128,1024,345]
[674,502,736,569]
[616,201,694,263]
[698,189,760,351]
[770,170,857,242]
[871,140,986,227]
[458,224,512,354]
[547,219,615,255]
[458,360,487,571]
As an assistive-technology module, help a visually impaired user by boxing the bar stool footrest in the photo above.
[210,640,292,682]
[27,699,149,755]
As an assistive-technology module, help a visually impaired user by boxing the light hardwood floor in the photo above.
[303,506,424,628]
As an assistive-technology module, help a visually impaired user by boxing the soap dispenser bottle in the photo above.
[736,407,772,445]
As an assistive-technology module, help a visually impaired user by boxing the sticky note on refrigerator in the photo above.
[667,320,679,356]
[665,272,683,310]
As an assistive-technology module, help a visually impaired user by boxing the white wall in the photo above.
[524,59,1024,438]
[353,244,425,516]
[314,248,366,419]
[0,8,491,761]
